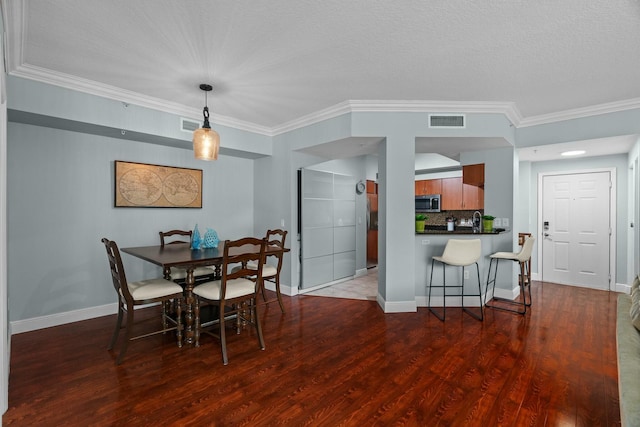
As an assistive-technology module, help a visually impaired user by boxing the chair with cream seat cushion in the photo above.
[485,236,535,315]
[428,238,483,321]
[101,237,184,365]
[193,237,267,365]
[159,230,216,283]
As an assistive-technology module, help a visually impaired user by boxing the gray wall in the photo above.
[7,122,255,322]
[6,75,640,326]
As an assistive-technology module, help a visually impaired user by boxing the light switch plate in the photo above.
[494,218,502,227]
[503,218,509,227]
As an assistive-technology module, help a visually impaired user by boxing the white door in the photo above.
[541,171,611,290]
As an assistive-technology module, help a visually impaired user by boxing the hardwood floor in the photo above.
[3,281,620,426]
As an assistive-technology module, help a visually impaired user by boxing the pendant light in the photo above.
[193,84,220,161]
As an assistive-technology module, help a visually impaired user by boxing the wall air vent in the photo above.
[180,118,200,133]
[428,114,465,128]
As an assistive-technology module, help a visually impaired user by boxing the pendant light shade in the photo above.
[193,84,220,161]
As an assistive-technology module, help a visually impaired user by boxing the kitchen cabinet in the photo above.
[462,163,484,187]
[419,164,484,209]
[441,177,484,210]
[424,179,442,195]
[414,179,442,195]
[462,183,484,210]
[441,178,463,210]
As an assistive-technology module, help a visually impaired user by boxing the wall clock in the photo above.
[356,180,366,194]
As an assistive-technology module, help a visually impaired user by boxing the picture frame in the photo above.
[114,160,203,208]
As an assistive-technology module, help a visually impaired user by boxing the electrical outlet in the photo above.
[464,270,469,279]
[494,218,502,227]
[503,218,509,227]
[422,239,430,245]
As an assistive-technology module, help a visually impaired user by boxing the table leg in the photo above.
[184,268,197,346]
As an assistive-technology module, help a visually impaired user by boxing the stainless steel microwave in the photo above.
[415,194,441,213]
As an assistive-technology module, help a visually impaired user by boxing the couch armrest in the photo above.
[617,293,640,427]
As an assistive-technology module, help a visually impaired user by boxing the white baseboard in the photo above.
[616,283,631,294]
[378,295,417,313]
[10,303,118,335]
[263,281,297,296]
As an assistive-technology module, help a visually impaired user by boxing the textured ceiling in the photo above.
[4,1,640,162]
[5,0,640,133]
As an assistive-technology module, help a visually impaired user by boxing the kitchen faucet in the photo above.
[472,211,482,233]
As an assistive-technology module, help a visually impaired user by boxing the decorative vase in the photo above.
[415,220,425,233]
[482,219,493,232]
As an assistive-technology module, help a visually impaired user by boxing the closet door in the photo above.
[333,174,356,280]
[300,169,356,289]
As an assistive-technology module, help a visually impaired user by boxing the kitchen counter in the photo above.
[417,226,506,235]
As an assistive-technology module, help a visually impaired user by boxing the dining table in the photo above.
[121,241,288,346]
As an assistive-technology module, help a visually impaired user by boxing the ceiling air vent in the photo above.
[429,114,465,128]
[180,118,200,133]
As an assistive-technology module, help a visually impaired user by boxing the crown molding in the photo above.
[9,62,640,137]
[271,100,523,135]
[9,63,273,136]
[518,97,640,128]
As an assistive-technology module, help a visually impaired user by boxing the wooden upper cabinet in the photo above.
[415,179,442,195]
[462,164,485,187]
[441,177,463,210]
[439,165,485,210]
[424,179,442,195]
[462,183,484,210]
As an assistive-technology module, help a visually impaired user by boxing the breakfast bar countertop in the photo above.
[416,226,506,235]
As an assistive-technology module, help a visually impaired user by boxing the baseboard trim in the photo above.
[616,283,630,294]
[378,295,417,313]
[10,303,118,335]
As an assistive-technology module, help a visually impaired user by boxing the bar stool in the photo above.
[428,239,483,321]
[485,236,535,314]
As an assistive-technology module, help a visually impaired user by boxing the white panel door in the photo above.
[542,172,610,290]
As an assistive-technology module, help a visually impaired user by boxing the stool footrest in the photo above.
[485,298,528,315]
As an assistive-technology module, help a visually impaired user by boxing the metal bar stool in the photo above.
[485,236,535,314]
[428,239,484,321]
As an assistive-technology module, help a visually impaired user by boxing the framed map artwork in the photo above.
[114,161,203,208]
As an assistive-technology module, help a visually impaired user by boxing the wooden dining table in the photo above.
[121,242,287,346]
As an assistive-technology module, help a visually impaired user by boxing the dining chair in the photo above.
[427,238,484,321]
[485,236,536,315]
[193,237,267,365]
[249,229,288,312]
[101,237,184,365]
[159,229,216,283]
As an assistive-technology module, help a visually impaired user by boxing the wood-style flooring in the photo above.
[3,281,620,426]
